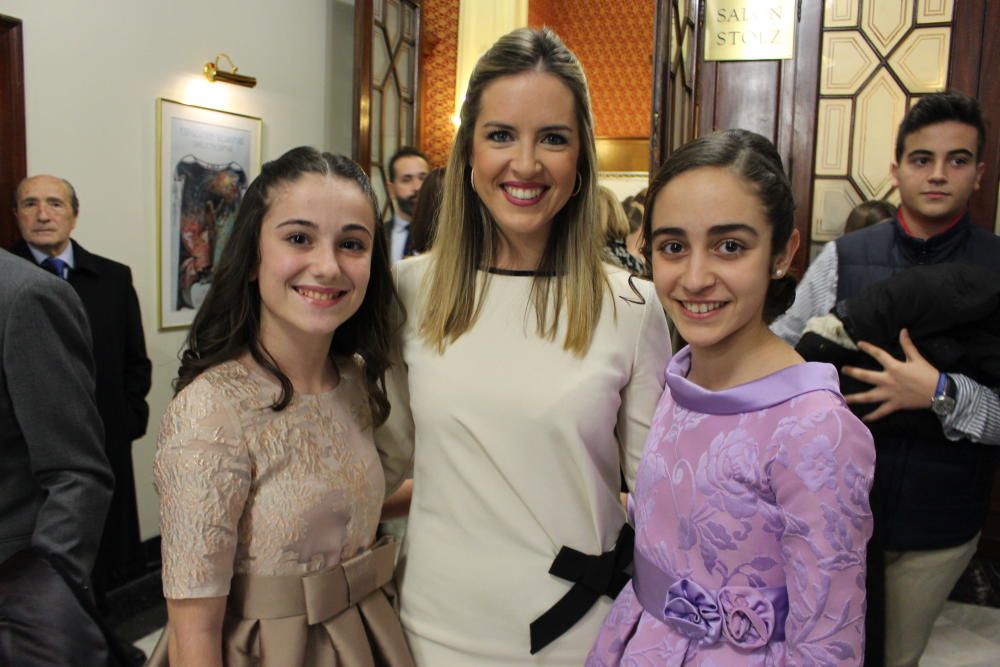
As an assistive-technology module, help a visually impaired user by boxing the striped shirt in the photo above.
[771,241,1000,445]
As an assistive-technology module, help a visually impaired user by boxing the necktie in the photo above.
[41,257,68,279]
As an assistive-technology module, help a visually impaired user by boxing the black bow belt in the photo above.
[528,523,634,654]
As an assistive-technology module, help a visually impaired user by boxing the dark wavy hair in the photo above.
[174,146,400,426]
[642,129,797,323]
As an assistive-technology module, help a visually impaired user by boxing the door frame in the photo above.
[0,14,26,249]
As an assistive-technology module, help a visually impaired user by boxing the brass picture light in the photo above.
[203,53,257,88]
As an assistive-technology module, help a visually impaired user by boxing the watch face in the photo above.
[932,395,957,417]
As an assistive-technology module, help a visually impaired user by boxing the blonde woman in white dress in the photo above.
[377,28,671,666]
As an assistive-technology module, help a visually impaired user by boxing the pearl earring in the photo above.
[774,269,784,278]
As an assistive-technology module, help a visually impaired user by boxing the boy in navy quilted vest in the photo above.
[773,92,1000,667]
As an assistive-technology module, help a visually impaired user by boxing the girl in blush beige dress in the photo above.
[376,28,671,666]
[149,147,414,667]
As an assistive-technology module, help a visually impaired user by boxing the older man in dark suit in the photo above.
[0,247,113,589]
[12,174,152,599]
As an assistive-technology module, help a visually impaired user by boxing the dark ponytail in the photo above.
[763,275,797,323]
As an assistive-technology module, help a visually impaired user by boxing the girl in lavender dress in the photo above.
[588,130,875,666]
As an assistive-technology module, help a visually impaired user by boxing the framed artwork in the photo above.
[156,98,262,329]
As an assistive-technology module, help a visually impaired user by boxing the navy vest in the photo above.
[835,215,1000,550]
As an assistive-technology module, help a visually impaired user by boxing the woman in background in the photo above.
[377,28,671,666]
[844,199,896,235]
[598,185,645,274]
[151,147,413,667]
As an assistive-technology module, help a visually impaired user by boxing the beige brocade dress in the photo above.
[148,359,414,666]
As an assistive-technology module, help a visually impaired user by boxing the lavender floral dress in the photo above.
[588,347,875,666]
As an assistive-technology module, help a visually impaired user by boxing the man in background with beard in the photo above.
[385,146,429,264]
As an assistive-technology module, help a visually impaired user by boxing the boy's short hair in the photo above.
[895,92,985,162]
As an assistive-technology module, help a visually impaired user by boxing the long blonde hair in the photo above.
[419,27,606,355]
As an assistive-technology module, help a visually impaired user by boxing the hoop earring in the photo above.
[470,168,476,192]
[571,172,582,197]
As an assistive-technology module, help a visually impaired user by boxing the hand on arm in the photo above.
[842,328,938,422]
[381,479,413,521]
[166,596,226,667]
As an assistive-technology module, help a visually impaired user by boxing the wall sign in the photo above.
[704,0,796,61]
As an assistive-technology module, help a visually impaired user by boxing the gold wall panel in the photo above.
[824,0,859,28]
[861,0,913,56]
[887,188,901,206]
[820,32,879,95]
[917,0,953,24]
[812,179,864,241]
[888,28,950,93]
[815,99,853,176]
[852,68,907,199]
[596,138,650,173]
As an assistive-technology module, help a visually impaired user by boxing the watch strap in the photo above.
[934,372,948,398]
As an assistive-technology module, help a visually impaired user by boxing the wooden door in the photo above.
[653,0,822,276]
[949,0,1000,234]
[650,0,700,169]
[0,14,26,249]
[354,0,422,220]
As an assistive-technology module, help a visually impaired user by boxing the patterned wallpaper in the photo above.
[528,0,654,138]
[419,0,460,168]
[417,0,653,166]
[527,1,558,30]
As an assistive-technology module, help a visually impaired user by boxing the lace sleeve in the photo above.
[153,378,250,599]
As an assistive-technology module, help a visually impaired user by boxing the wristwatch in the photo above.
[931,373,957,417]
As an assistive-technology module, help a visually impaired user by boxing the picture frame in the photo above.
[156,98,262,330]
